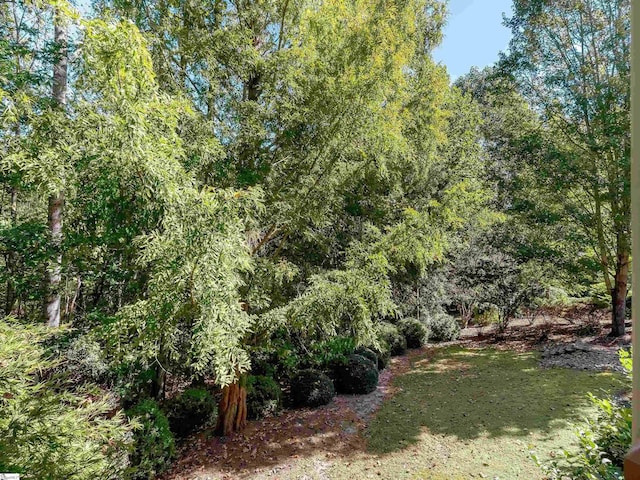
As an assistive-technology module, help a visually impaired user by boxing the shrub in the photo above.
[246,375,282,419]
[378,322,407,356]
[249,337,302,381]
[165,387,217,438]
[0,321,132,480]
[425,313,460,342]
[126,399,175,479]
[472,305,499,326]
[64,335,111,383]
[307,336,355,371]
[290,369,335,407]
[374,345,391,369]
[334,354,379,394]
[398,318,428,348]
[354,346,378,368]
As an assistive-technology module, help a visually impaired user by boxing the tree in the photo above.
[502,0,631,336]
[43,5,68,327]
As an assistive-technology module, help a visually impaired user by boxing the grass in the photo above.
[308,346,628,480]
[176,346,630,480]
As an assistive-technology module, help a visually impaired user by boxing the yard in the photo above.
[163,329,629,480]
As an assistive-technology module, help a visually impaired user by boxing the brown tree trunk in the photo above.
[214,375,247,436]
[610,250,629,337]
[44,10,67,327]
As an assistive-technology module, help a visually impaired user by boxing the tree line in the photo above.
[0,0,630,477]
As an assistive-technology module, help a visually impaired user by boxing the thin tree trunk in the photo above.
[5,187,18,315]
[610,250,629,337]
[215,375,247,436]
[44,10,67,327]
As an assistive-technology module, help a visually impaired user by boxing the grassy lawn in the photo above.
[318,346,628,480]
[169,346,629,480]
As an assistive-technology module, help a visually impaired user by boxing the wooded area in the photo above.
[0,0,631,478]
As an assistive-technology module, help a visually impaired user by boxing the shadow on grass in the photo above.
[366,347,628,454]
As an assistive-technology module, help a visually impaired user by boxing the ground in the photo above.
[160,311,630,480]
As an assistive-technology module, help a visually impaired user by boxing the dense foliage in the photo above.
[0,0,630,474]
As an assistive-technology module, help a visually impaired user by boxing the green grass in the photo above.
[359,347,628,479]
[194,346,629,480]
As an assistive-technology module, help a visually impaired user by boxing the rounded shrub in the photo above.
[371,343,391,370]
[126,399,175,480]
[398,318,428,349]
[426,313,461,342]
[378,322,407,356]
[334,354,379,394]
[354,346,378,368]
[246,375,283,420]
[290,369,335,408]
[165,387,217,438]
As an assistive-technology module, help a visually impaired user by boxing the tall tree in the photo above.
[44,6,67,327]
[502,0,631,335]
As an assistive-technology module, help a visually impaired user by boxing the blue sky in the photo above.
[433,0,514,82]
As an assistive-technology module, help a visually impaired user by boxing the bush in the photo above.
[246,375,282,420]
[165,387,217,438]
[372,344,391,370]
[472,305,499,326]
[378,322,407,356]
[426,313,460,342]
[290,369,335,408]
[334,354,379,394]
[0,321,132,480]
[64,335,111,383]
[307,336,355,371]
[126,399,175,479]
[354,346,378,368]
[398,318,428,348]
[249,337,302,381]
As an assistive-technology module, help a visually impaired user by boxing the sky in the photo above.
[433,0,514,82]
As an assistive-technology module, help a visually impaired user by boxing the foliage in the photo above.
[126,399,175,480]
[246,375,283,420]
[371,344,391,370]
[0,320,132,480]
[398,318,428,349]
[534,349,632,480]
[290,369,336,408]
[333,354,379,394]
[378,322,407,356]
[425,313,460,342]
[165,387,217,438]
[305,336,356,371]
[501,0,631,335]
[354,346,379,369]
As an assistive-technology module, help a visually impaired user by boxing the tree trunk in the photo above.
[5,187,17,315]
[45,194,64,327]
[610,250,629,337]
[214,375,247,436]
[44,10,67,327]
